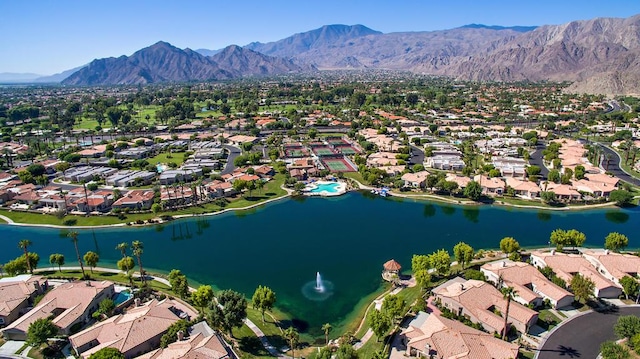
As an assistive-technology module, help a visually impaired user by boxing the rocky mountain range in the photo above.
[37,14,640,94]
[62,42,313,86]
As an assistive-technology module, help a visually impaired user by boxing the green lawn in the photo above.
[39,269,171,292]
[232,324,275,358]
[147,152,187,167]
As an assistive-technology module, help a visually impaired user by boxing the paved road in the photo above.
[537,306,640,359]
[409,145,425,166]
[597,144,640,186]
[221,144,241,175]
[528,143,549,179]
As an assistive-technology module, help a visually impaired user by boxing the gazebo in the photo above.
[382,259,402,282]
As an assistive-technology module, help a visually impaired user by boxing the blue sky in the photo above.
[1,0,639,75]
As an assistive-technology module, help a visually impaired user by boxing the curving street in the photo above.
[537,306,640,359]
[597,144,640,186]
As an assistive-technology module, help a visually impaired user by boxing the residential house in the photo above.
[106,170,156,187]
[492,157,527,178]
[432,277,538,335]
[445,174,471,189]
[69,299,188,359]
[136,321,233,359]
[542,183,581,201]
[401,171,430,188]
[1,281,114,340]
[505,177,540,198]
[159,169,203,185]
[473,175,505,196]
[582,250,640,286]
[206,181,236,198]
[0,275,48,327]
[366,152,400,167]
[111,190,155,210]
[530,250,622,298]
[481,260,574,309]
[400,312,519,359]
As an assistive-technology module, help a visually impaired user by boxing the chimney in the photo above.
[177,330,184,341]
[550,249,555,255]
[85,281,92,286]
[460,283,464,290]
[605,249,610,255]
[134,298,141,307]
[502,261,506,267]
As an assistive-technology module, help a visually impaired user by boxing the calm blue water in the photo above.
[310,182,340,193]
[1,192,638,336]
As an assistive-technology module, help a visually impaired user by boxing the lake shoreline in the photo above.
[0,184,628,229]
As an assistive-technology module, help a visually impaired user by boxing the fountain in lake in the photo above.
[302,271,334,301]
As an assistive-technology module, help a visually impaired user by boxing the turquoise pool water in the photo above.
[310,182,340,193]
[113,290,132,305]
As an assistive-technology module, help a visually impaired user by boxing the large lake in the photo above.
[1,192,639,337]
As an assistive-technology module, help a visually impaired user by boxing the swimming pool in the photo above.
[113,290,132,305]
[309,182,340,193]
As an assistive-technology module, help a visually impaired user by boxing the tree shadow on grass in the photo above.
[237,336,271,356]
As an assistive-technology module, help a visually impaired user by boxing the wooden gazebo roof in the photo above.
[383,259,402,271]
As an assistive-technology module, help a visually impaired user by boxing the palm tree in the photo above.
[132,241,145,285]
[501,286,517,340]
[284,326,299,358]
[321,323,332,345]
[115,242,129,258]
[68,231,86,278]
[18,239,33,274]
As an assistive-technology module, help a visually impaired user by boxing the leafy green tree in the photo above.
[550,229,586,250]
[88,348,125,359]
[430,249,451,275]
[192,285,214,313]
[411,254,430,273]
[93,298,115,319]
[570,273,595,303]
[284,326,299,358]
[160,319,190,348]
[381,294,405,322]
[600,341,630,359]
[26,318,58,347]
[368,309,391,342]
[605,232,629,252]
[453,242,474,268]
[208,289,247,337]
[251,285,276,323]
[414,269,431,290]
[615,315,640,339]
[464,180,482,201]
[335,344,359,359]
[610,190,633,207]
[619,276,639,300]
[18,239,33,274]
[321,323,332,345]
[49,253,64,272]
[548,169,561,183]
[540,191,557,204]
[500,237,520,254]
[117,256,135,286]
[83,251,99,273]
[4,253,39,276]
[168,269,190,299]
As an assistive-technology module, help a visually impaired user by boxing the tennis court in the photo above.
[337,147,357,155]
[285,148,308,157]
[312,147,335,156]
[321,157,357,172]
[328,138,349,146]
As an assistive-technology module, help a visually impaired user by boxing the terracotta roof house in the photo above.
[530,250,622,298]
[542,183,581,201]
[400,311,519,359]
[473,175,505,196]
[0,275,48,327]
[582,250,640,286]
[2,281,114,340]
[401,171,430,188]
[481,260,574,309]
[111,190,155,210]
[505,177,540,199]
[70,299,187,359]
[432,277,538,335]
[136,322,233,359]
[445,174,471,189]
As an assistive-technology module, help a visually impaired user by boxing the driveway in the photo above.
[528,143,549,180]
[409,145,425,166]
[221,144,241,175]
[0,341,26,356]
[537,306,640,359]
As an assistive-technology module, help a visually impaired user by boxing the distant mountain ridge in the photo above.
[21,16,640,94]
[63,41,314,86]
